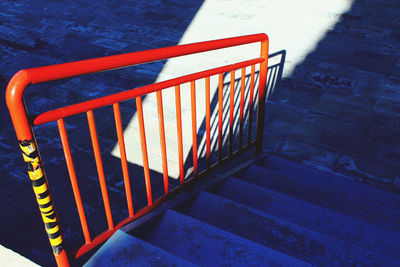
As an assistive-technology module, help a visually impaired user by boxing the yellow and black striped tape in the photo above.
[19,140,64,255]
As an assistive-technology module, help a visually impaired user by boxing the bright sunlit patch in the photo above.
[112,0,354,179]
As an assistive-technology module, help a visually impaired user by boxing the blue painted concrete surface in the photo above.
[0,0,399,265]
[84,230,197,267]
[92,155,400,265]
[174,191,398,266]
[130,209,311,266]
[264,0,400,189]
[205,176,400,260]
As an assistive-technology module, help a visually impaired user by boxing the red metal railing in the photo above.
[6,33,269,266]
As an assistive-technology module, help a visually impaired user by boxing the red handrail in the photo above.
[6,33,269,266]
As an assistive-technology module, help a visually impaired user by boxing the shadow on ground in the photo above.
[0,0,204,265]
[264,0,400,190]
[0,0,399,265]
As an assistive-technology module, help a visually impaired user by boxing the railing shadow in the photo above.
[190,50,286,174]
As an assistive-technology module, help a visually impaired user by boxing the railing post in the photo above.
[6,71,70,267]
[255,37,269,155]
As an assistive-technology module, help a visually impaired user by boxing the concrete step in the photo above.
[174,191,400,266]
[206,177,400,260]
[257,155,400,210]
[84,230,197,267]
[130,209,311,266]
[235,161,400,232]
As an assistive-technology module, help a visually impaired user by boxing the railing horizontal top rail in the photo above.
[6,33,268,140]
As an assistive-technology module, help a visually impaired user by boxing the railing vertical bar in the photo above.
[229,70,235,155]
[112,103,134,217]
[205,76,211,168]
[86,110,114,230]
[239,67,246,148]
[174,85,184,184]
[135,97,153,206]
[218,73,223,162]
[156,91,169,195]
[190,81,198,177]
[247,64,256,144]
[57,119,91,244]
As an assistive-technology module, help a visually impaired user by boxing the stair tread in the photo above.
[84,230,196,267]
[235,163,400,232]
[85,155,400,266]
[174,190,400,266]
[205,176,400,260]
[131,209,311,266]
[257,155,400,209]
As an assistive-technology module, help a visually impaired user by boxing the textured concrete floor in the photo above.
[265,0,400,189]
[0,0,399,265]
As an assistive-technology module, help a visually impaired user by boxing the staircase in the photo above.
[84,155,400,266]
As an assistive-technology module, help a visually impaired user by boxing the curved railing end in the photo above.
[6,69,32,140]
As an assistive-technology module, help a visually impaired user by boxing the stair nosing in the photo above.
[205,176,400,260]
[182,190,400,265]
[235,164,400,226]
[135,209,312,267]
